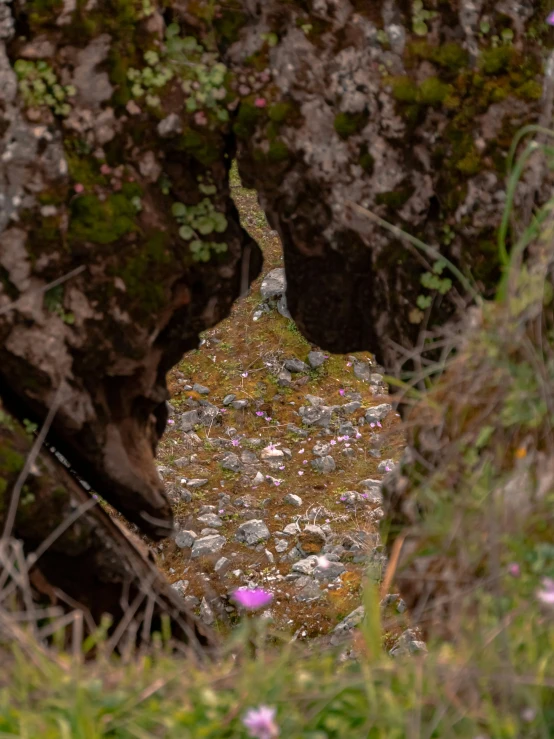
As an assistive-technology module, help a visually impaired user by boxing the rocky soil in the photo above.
[119,168,416,650]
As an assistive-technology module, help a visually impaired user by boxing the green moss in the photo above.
[178,130,222,166]
[479,46,516,75]
[233,101,263,139]
[267,140,290,163]
[333,111,368,139]
[69,194,137,244]
[515,79,543,101]
[214,5,248,47]
[0,445,25,476]
[359,145,374,174]
[28,0,63,30]
[375,187,414,209]
[389,76,419,103]
[418,77,453,105]
[409,41,469,72]
[268,102,292,123]
[117,230,172,312]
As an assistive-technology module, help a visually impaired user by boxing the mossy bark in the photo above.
[1,0,552,640]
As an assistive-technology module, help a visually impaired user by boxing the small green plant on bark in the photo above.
[172,199,228,263]
[14,59,75,116]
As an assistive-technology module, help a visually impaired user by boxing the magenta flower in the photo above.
[377,421,382,428]
[242,371,249,377]
[508,563,520,578]
[265,416,272,422]
[355,432,362,439]
[233,588,274,610]
[278,465,285,470]
[548,11,554,25]
[346,361,352,367]
[243,705,279,738]
[232,439,240,446]
[254,97,267,108]
[256,411,264,417]
[370,422,375,428]
[302,460,307,464]
[274,480,281,486]
[298,448,305,454]
[167,419,175,425]
[339,389,345,396]
[537,578,554,605]
[330,440,336,445]
[298,470,304,476]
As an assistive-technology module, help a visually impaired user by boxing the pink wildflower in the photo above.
[302,460,307,464]
[74,183,84,193]
[233,588,274,610]
[167,419,175,425]
[548,11,554,25]
[346,361,352,367]
[243,705,279,739]
[232,439,240,447]
[298,470,304,475]
[299,448,305,454]
[508,563,520,578]
[242,371,249,377]
[265,416,272,422]
[254,97,267,108]
[256,411,264,417]
[100,163,111,175]
[274,480,281,486]
[330,440,336,445]
[339,389,345,396]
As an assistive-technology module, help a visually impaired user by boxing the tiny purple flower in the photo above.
[167,419,175,425]
[343,435,350,440]
[537,578,554,605]
[355,432,362,439]
[265,416,272,422]
[278,465,285,470]
[256,411,264,417]
[548,11,554,25]
[339,389,345,396]
[219,508,225,514]
[299,448,305,454]
[232,439,240,446]
[385,465,391,472]
[242,371,249,377]
[340,496,346,501]
[508,563,520,578]
[243,705,279,739]
[346,361,352,367]
[233,588,274,610]
[370,422,375,428]
[362,493,368,499]
[302,460,307,464]
[220,408,227,413]
[377,421,382,428]
[330,440,336,445]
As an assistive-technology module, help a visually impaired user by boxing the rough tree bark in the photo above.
[0,0,551,644]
